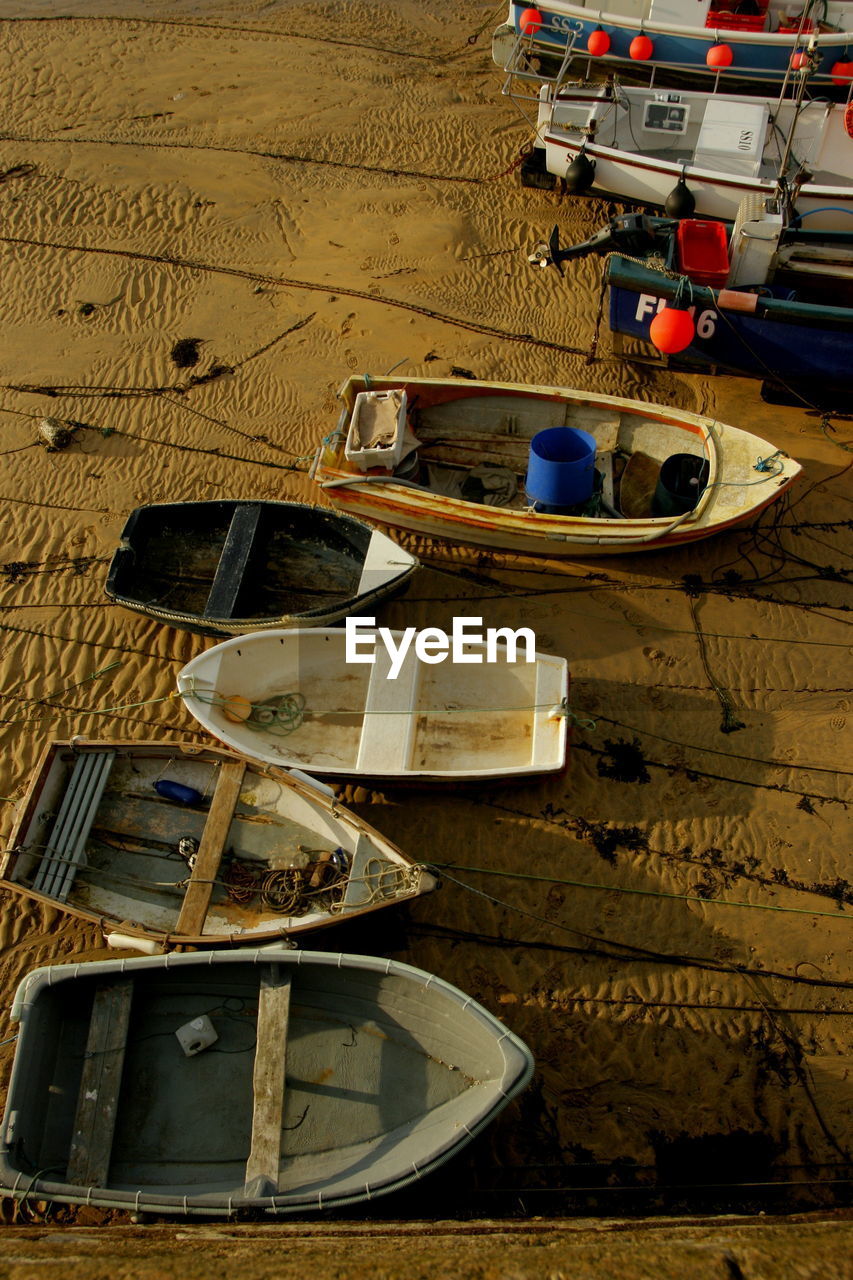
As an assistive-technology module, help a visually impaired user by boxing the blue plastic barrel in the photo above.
[526,427,597,509]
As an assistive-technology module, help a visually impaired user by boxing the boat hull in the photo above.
[313,376,800,557]
[105,501,417,638]
[501,2,853,89]
[608,256,853,390]
[542,131,852,233]
[177,628,570,781]
[0,740,435,947]
[0,949,534,1215]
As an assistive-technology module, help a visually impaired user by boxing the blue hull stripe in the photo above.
[509,5,852,85]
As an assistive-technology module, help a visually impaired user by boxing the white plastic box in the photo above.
[695,100,768,179]
[345,390,408,472]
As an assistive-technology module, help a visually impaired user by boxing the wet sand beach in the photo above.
[0,1,850,1273]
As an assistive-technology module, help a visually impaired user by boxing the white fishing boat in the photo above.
[533,79,853,229]
[1,740,436,949]
[176,628,569,781]
[311,376,801,557]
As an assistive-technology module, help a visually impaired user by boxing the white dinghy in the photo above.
[176,628,569,781]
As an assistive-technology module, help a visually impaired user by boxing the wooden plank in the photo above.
[66,979,133,1187]
[204,503,263,620]
[244,966,291,1198]
[175,760,246,937]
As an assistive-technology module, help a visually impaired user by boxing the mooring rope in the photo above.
[431,863,852,921]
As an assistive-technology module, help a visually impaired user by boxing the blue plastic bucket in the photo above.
[526,427,597,509]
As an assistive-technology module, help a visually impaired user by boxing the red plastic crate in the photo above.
[706,12,767,30]
[676,219,730,288]
[706,1,768,30]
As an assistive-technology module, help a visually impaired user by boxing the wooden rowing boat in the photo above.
[105,500,418,637]
[0,740,435,949]
[176,627,569,780]
[0,948,534,1215]
[311,375,800,556]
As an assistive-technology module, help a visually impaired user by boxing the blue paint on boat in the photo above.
[507,3,850,87]
[608,270,853,383]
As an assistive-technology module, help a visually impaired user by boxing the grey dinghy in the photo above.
[0,950,534,1216]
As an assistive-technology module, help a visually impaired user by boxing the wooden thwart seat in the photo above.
[244,965,292,1198]
[174,760,246,937]
[66,979,133,1187]
[33,750,116,902]
[355,647,421,775]
[204,503,264,620]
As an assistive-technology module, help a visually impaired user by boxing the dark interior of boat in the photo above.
[107,502,370,622]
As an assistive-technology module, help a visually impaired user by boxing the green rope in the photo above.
[432,863,851,920]
[188,690,307,737]
[90,692,183,715]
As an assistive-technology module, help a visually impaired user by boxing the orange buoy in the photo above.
[649,306,695,354]
[222,693,253,723]
[791,50,810,70]
[830,59,853,84]
[587,28,611,56]
[519,7,543,35]
[629,34,654,61]
[706,43,733,68]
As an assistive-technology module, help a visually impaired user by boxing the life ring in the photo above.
[846,100,853,139]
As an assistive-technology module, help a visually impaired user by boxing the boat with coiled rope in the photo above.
[176,627,570,781]
[0,739,435,950]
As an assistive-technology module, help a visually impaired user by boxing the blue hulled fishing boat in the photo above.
[530,204,853,405]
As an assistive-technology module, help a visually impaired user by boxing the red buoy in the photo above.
[519,7,543,35]
[790,50,810,70]
[706,43,733,68]
[649,306,695,354]
[587,28,611,56]
[629,34,654,61]
[830,59,853,84]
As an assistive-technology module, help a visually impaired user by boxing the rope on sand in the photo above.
[433,863,852,920]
